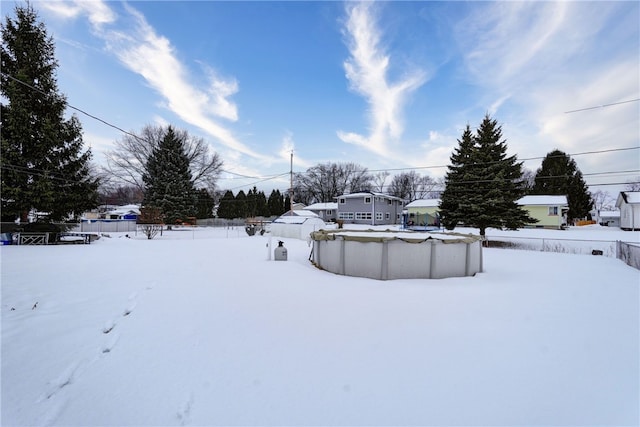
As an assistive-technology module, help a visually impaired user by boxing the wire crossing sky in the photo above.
[6,1,640,194]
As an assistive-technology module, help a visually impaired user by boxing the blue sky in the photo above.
[6,1,640,195]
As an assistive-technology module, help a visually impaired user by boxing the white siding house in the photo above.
[616,191,640,231]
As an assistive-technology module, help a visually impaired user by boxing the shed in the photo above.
[405,199,440,227]
[269,210,327,240]
[616,191,640,231]
[303,202,338,222]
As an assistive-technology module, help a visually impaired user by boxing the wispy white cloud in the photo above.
[338,2,427,157]
[44,0,276,164]
[41,0,115,26]
[278,131,311,170]
[454,1,639,185]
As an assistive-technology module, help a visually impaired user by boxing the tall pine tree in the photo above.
[142,126,196,225]
[440,115,535,237]
[439,124,476,230]
[1,3,98,222]
[267,189,284,217]
[235,190,248,218]
[216,190,236,219]
[532,149,592,223]
[195,188,214,219]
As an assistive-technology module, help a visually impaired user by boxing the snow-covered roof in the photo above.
[616,191,640,208]
[628,192,640,203]
[405,199,440,208]
[273,214,325,225]
[599,211,620,218]
[304,202,338,211]
[336,192,404,201]
[107,205,141,215]
[517,195,568,206]
[276,210,320,219]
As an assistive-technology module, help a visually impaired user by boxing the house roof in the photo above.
[599,210,620,218]
[335,192,404,202]
[405,199,440,208]
[278,209,320,218]
[304,202,338,211]
[273,211,325,224]
[616,191,640,207]
[517,195,568,206]
[107,205,141,216]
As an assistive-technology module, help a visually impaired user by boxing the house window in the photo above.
[326,210,332,215]
[338,212,354,220]
[548,206,558,216]
[355,212,372,220]
[339,198,345,204]
[385,212,390,220]
[376,212,383,220]
[364,196,371,204]
[387,199,392,205]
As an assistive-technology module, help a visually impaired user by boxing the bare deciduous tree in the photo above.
[521,168,536,192]
[103,124,223,193]
[591,189,616,212]
[371,171,389,193]
[293,162,373,204]
[388,171,438,201]
[625,177,640,191]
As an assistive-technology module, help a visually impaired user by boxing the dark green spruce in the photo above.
[142,126,197,225]
[531,149,592,223]
[1,3,98,222]
[439,115,535,237]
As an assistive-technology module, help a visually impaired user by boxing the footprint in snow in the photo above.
[101,332,120,354]
[42,361,81,401]
[102,319,116,334]
[123,301,136,317]
[176,393,194,426]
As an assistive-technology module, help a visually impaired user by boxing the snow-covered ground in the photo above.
[2,225,638,426]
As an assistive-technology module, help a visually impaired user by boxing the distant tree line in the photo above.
[217,187,288,219]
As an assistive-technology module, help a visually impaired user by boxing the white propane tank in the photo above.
[274,240,287,261]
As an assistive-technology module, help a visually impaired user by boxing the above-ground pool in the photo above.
[310,229,483,280]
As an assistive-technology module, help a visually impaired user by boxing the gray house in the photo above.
[303,202,338,222]
[336,192,404,225]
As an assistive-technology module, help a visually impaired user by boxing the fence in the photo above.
[617,241,640,270]
[76,219,138,233]
[486,235,640,270]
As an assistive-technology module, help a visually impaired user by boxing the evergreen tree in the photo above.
[217,190,236,219]
[246,186,258,218]
[1,3,99,221]
[532,149,593,223]
[284,192,291,213]
[256,190,268,217]
[195,188,214,219]
[439,124,476,230]
[440,115,534,237]
[267,189,284,217]
[142,126,196,225]
[235,190,248,218]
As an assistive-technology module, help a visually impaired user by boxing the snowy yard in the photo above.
[1,225,638,426]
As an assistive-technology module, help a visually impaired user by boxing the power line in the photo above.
[4,72,638,195]
[2,72,254,181]
[564,98,640,114]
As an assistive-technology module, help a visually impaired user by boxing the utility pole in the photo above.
[289,150,293,215]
